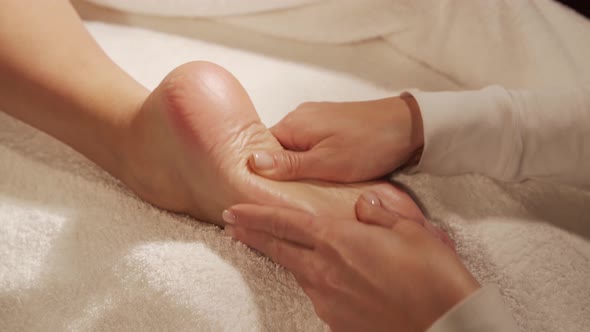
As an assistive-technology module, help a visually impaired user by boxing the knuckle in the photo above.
[282,152,302,178]
[271,215,287,240]
[269,239,284,263]
[324,268,343,292]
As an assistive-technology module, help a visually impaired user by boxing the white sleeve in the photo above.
[427,285,519,332]
[405,85,590,187]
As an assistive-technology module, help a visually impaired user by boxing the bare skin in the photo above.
[224,200,480,332]
[124,61,429,227]
[250,95,424,182]
[0,0,441,236]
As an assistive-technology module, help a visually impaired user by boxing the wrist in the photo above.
[434,270,481,322]
[423,245,482,329]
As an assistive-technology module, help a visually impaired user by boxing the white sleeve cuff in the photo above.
[403,84,590,187]
[427,284,519,332]
[403,86,522,181]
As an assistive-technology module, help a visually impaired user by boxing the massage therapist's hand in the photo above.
[249,96,424,182]
[222,198,481,332]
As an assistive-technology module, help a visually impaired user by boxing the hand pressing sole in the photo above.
[122,61,451,246]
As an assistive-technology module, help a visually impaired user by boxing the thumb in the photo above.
[355,192,401,228]
[355,191,456,250]
[249,150,317,180]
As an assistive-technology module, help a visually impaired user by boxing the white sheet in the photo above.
[1,1,589,331]
[86,0,320,17]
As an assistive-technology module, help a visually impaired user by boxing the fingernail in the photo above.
[224,225,235,238]
[252,151,274,170]
[362,192,381,207]
[222,209,236,224]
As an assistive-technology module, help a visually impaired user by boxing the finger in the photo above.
[355,192,456,250]
[372,184,427,224]
[249,149,321,181]
[354,192,401,227]
[226,225,314,274]
[270,119,311,152]
[224,204,320,248]
[355,189,426,228]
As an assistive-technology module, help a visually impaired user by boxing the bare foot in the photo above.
[123,62,430,232]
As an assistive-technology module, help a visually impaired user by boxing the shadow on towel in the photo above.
[395,172,590,241]
[0,166,320,330]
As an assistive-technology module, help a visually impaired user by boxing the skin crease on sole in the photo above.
[124,61,453,247]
